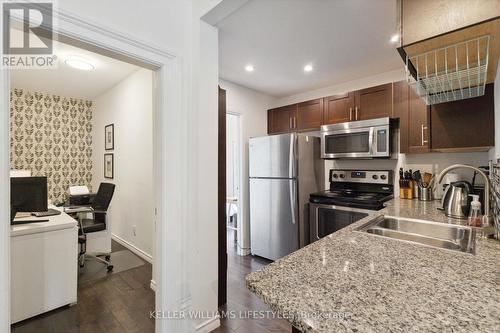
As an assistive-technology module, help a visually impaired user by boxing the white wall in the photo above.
[92,68,154,259]
[218,79,277,254]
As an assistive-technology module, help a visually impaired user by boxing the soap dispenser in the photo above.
[467,195,483,227]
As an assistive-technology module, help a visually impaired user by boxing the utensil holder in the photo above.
[413,181,419,199]
[419,186,433,201]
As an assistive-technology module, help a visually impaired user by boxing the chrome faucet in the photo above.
[437,164,491,228]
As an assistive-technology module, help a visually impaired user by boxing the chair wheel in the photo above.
[107,265,114,272]
[105,255,111,261]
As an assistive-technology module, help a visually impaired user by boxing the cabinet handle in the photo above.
[289,118,293,129]
[294,117,297,129]
[349,107,353,121]
[355,107,358,120]
[421,125,428,146]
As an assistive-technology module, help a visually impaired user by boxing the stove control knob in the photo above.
[333,173,338,179]
[380,174,387,180]
[372,175,379,180]
[339,174,345,179]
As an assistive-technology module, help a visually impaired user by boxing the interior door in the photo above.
[323,92,355,124]
[249,178,298,261]
[217,87,227,307]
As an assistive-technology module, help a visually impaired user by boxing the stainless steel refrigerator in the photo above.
[249,133,324,260]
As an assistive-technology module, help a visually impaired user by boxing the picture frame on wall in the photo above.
[105,124,114,150]
[104,153,114,179]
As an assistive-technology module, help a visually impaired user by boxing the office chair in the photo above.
[78,183,116,272]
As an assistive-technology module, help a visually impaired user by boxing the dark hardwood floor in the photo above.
[212,233,292,333]
[12,241,155,333]
[12,237,292,333]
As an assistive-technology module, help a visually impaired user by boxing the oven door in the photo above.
[309,203,372,243]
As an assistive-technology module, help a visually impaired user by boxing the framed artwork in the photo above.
[104,153,114,179]
[105,124,114,150]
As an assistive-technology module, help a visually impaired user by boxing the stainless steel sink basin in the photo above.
[357,216,476,254]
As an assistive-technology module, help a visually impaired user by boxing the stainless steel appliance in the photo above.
[249,133,324,260]
[439,181,473,219]
[321,117,393,159]
[309,169,393,243]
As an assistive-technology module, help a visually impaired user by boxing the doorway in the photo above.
[226,112,242,250]
[0,9,188,333]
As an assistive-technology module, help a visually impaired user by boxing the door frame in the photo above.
[0,8,191,333]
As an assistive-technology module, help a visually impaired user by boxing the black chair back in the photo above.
[92,183,115,224]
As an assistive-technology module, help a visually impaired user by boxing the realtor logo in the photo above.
[2,1,56,68]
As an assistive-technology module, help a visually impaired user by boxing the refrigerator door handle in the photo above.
[288,133,295,178]
[289,180,297,225]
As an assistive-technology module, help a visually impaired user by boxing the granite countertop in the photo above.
[246,199,500,333]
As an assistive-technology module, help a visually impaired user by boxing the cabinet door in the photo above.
[354,83,393,120]
[407,86,430,153]
[297,98,323,130]
[323,93,354,124]
[431,84,494,152]
[268,104,297,134]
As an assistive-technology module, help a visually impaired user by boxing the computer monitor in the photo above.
[10,177,48,221]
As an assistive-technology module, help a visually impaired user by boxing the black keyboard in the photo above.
[12,219,50,225]
[32,209,61,217]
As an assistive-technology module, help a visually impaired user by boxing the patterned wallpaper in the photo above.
[10,88,93,204]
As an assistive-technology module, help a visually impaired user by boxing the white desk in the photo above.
[10,207,78,323]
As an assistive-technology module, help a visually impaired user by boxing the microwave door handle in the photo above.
[368,127,374,155]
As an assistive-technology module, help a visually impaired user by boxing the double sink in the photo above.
[357,216,476,254]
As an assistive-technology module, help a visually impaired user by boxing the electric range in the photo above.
[309,169,394,243]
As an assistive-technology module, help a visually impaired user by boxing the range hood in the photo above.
[397,17,499,105]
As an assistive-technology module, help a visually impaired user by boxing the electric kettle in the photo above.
[439,181,473,219]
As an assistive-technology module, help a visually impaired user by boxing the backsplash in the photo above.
[10,88,93,204]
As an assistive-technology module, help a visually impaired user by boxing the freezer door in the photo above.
[249,133,296,179]
[249,178,298,260]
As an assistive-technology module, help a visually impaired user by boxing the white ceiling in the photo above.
[218,0,404,97]
[10,31,141,100]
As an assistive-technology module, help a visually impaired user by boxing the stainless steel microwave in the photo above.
[321,117,392,159]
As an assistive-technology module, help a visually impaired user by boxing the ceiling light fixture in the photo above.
[390,34,400,43]
[304,64,313,72]
[245,65,254,72]
[64,56,95,71]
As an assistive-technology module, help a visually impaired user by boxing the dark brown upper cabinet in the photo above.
[323,92,355,124]
[407,85,430,154]
[354,83,393,121]
[430,83,494,152]
[297,98,324,131]
[393,81,409,153]
[268,104,298,134]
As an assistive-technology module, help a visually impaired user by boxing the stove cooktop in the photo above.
[309,189,393,210]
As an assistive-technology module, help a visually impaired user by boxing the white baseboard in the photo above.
[150,279,156,291]
[194,315,220,333]
[111,234,153,263]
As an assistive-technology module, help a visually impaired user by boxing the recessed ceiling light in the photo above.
[245,65,254,72]
[64,56,95,71]
[304,64,313,72]
[390,34,400,43]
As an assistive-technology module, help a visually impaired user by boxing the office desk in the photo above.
[11,207,78,323]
